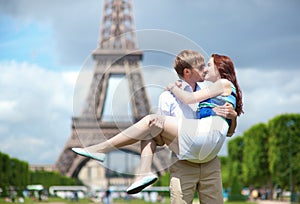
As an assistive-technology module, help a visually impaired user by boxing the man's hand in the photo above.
[148,115,165,146]
[213,102,237,119]
[213,102,237,137]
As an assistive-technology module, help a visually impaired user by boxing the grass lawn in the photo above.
[115,198,257,204]
[1,197,257,204]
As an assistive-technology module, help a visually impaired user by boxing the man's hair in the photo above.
[173,50,204,77]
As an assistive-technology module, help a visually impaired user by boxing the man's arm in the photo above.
[157,91,176,116]
[213,103,237,137]
[151,91,177,147]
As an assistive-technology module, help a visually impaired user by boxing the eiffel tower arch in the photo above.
[55,0,171,181]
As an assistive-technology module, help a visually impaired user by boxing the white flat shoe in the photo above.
[126,174,158,194]
[72,148,106,162]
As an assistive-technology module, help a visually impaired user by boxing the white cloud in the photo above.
[0,60,78,163]
[0,100,19,122]
[233,68,300,135]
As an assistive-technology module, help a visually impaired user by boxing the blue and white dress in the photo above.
[177,82,236,163]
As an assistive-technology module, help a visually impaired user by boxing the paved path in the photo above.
[256,200,289,204]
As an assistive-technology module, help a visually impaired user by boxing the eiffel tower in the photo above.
[55,0,170,180]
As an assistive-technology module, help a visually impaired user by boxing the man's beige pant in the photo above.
[169,155,223,204]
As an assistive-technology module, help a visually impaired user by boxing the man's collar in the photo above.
[180,80,200,92]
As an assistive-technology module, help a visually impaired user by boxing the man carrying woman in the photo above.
[72,50,243,204]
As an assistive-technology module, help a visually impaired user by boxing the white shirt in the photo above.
[157,80,200,119]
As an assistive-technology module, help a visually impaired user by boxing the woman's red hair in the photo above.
[212,54,244,116]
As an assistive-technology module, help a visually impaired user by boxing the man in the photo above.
[127,49,237,203]
[158,50,236,204]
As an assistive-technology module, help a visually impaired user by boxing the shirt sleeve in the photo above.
[157,91,177,116]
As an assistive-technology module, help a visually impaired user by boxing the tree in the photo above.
[226,113,300,200]
[268,114,300,195]
[228,136,244,185]
[242,123,272,195]
[0,152,10,196]
[30,170,82,189]
[227,136,246,201]
[0,152,30,197]
[220,156,230,188]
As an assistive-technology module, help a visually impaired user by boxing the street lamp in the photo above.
[286,120,295,203]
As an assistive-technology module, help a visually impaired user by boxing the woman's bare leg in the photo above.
[159,116,180,154]
[132,115,180,180]
[136,139,156,177]
[83,114,179,156]
[126,139,158,194]
[135,115,180,176]
[83,114,166,153]
[126,116,179,194]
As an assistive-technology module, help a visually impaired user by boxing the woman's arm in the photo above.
[168,79,232,104]
[227,117,237,137]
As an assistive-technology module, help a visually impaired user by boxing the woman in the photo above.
[72,53,243,193]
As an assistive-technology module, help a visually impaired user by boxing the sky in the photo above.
[0,0,300,165]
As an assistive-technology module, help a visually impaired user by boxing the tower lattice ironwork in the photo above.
[55,0,170,180]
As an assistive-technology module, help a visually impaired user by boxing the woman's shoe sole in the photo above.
[71,148,105,162]
[126,175,158,194]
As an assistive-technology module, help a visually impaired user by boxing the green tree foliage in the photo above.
[242,123,271,188]
[153,172,170,197]
[225,113,300,198]
[219,156,230,188]
[156,172,170,187]
[0,153,10,192]
[0,151,82,198]
[0,152,30,196]
[228,136,244,186]
[268,114,300,191]
[30,170,82,189]
[227,136,245,201]
[228,175,247,201]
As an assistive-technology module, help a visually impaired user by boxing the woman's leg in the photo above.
[126,116,179,194]
[138,130,167,175]
[126,139,158,194]
[84,114,179,154]
[83,114,165,153]
[138,139,156,176]
[159,116,180,154]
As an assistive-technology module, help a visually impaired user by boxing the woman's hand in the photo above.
[167,80,182,91]
[166,83,176,91]
[174,80,182,88]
